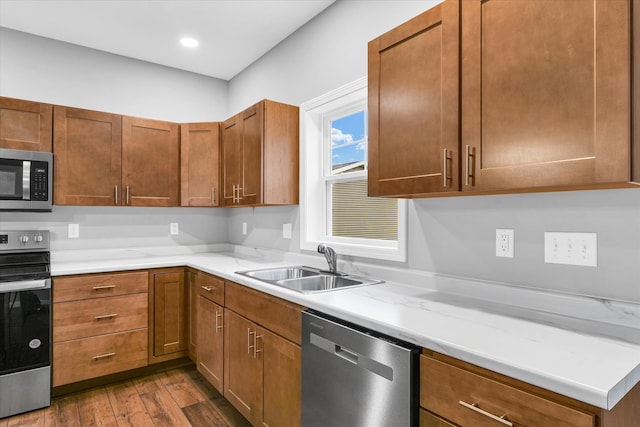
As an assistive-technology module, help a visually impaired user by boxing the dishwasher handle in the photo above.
[335,345,358,364]
[310,332,393,381]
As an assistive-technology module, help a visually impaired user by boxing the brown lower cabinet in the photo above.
[52,271,148,387]
[195,272,225,393]
[421,350,640,427]
[223,281,304,427]
[148,268,188,364]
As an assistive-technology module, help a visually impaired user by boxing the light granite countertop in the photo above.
[51,244,640,411]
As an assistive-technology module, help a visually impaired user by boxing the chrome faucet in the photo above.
[317,243,338,274]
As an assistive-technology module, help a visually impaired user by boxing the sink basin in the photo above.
[241,266,320,281]
[236,266,383,293]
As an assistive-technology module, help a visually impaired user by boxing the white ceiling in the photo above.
[0,0,335,80]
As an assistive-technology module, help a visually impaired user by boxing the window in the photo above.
[300,77,407,262]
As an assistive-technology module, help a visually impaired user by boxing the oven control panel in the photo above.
[0,230,50,252]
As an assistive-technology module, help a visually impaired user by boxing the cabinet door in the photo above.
[196,296,224,393]
[261,328,301,427]
[221,115,242,206]
[461,0,630,192]
[151,270,187,361]
[181,122,220,207]
[239,104,262,205]
[122,116,179,206]
[53,106,122,205]
[224,309,263,425]
[188,270,198,361]
[0,97,52,152]
[368,0,460,197]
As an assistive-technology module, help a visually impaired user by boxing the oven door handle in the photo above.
[0,278,51,292]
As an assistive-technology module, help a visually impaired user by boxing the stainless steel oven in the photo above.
[0,230,51,419]
[0,148,53,212]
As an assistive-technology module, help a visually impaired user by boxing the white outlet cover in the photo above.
[242,222,247,235]
[68,223,79,239]
[496,229,514,258]
[170,222,179,235]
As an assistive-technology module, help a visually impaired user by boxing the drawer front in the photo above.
[54,271,148,302]
[197,273,224,305]
[54,293,148,342]
[420,409,457,427]
[53,329,148,387]
[420,356,595,427]
[225,281,305,345]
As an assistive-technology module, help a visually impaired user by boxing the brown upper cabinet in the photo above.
[181,122,220,207]
[122,116,179,206]
[54,106,122,206]
[0,97,53,152]
[368,0,460,197]
[54,106,179,206]
[221,99,299,207]
[462,0,635,193]
[369,0,639,198]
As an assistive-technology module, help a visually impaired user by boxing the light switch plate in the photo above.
[242,222,247,235]
[283,223,292,239]
[544,232,597,267]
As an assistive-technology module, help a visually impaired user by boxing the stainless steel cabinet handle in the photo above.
[215,311,223,333]
[92,352,116,360]
[465,145,475,186]
[201,286,213,292]
[247,328,255,354]
[458,401,513,426]
[92,285,116,290]
[94,313,118,320]
[212,187,216,206]
[254,333,262,359]
[114,185,119,205]
[126,186,130,205]
[237,186,243,203]
[232,185,237,204]
[443,149,451,188]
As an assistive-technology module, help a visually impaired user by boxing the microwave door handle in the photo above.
[22,160,31,200]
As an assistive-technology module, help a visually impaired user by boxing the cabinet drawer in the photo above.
[225,281,306,345]
[420,409,456,427]
[54,271,147,302]
[54,293,148,342]
[197,273,224,305]
[420,355,594,427]
[53,329,148,386]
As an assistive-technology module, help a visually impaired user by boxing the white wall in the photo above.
[227,0,640,303]
[0,27,230,250]
[0,28,228,122]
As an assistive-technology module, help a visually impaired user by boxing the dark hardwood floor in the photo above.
[0,365,251,427]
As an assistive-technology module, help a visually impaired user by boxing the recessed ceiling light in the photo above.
[180,37,199,48]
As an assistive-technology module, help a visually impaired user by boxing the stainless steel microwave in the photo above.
[0,148,52,212]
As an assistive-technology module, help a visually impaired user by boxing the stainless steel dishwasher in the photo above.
[302,310,419,427]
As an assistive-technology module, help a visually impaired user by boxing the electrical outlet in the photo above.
[283,223,292,239]
[544,232,597,267]
[242,222,247,235]
[170,222,179,235]
[496,229,514,258]
[68,223,79,239]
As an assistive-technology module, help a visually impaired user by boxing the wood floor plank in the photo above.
[75,388,118,427]
[182,400,229,427]
[138,376,193,427]
[160,368,207,408]
[3,365,251,427]
[106,380,155,427]
[43,394,81,427]
[6,409,45,427]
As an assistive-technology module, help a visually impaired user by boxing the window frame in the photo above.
[299,77,408,262]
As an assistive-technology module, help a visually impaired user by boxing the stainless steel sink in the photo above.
[236,266,383,294]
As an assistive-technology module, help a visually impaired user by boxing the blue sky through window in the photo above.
[331,110,366,172]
